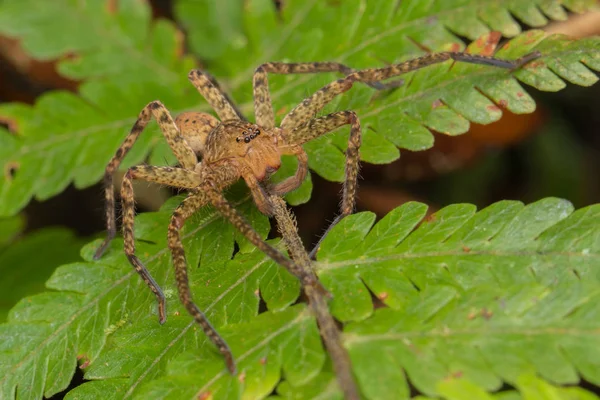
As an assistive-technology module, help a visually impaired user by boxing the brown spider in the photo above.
[94,50,540,374]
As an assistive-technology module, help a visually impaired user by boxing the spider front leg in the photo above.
[95,101,197,260]
[279,51,541,130]
[167,191,236,373]
[282,112,362,258]
[252,62,404,128]
[204,184,329,296]
[121,165,201,324]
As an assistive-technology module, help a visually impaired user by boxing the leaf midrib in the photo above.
[344,325,600,345]
[317,248,599,271]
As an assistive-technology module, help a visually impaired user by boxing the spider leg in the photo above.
[120,165,201,324]
[188,70,243,122]
[199,71,246,121]
[348,51,541,83]
[282,112,361,258]
[167,191,236,374]
[269,195,360,400]
[280,51,540,130]
[253,62,403,128]
[95,101,197,260]
[204,183,329,297]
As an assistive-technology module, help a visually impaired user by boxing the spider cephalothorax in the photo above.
[94,52,540,373]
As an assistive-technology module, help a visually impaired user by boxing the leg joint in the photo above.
[149,100,162,110]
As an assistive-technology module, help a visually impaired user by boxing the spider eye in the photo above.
[236,138,241,143]
[244,137,251,143]
[255,129,260,135]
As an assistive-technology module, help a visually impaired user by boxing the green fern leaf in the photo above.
[0,0,598,215]
[0,226,84,322]
[276,369,600,399]
[2,198,599,398]
[0,0,190,82]
[0,215,24,246]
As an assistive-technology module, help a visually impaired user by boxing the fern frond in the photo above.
[0,227,84,322]
[0,0,598,215]
[2,198,599,398]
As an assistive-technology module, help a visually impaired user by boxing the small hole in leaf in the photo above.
[4,161,19,181]
[257,289,268,315]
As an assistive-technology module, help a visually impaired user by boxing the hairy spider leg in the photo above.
[200,70,247,121]
[167,190,236,373]
[188,70,242,122]
[347,51,541,83]
[94,101,198,322]
[204,185,328,296]
[252,61,404,129]
[270,195,360,400]
[121,165,201,324]
[287,112,362,259]
[276,50,540,256]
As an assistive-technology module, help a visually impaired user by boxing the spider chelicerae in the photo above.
[94,50,540,373]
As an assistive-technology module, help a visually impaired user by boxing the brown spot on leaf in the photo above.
[449,42,462,52]
[106,0,118,14]
[174,311,180,316]
[77,354,91,369]
[497,99,508,108]
[523,30,540,45]
[0,116,18,133]
[462,246,471,253]
[260,357,267,365]
[516,92,524,98]
[487,104,501,113]
[446,370,464,380]
[174,28,185,59]
[378,292,389,300]
[431,99,444,109]
[198,391,212,400]
[481,308,493,320]
[276,106,289,116]
[526,61,544,69]
[425,213,437,223]
[238,371,246,383]
[481,32,501,56]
